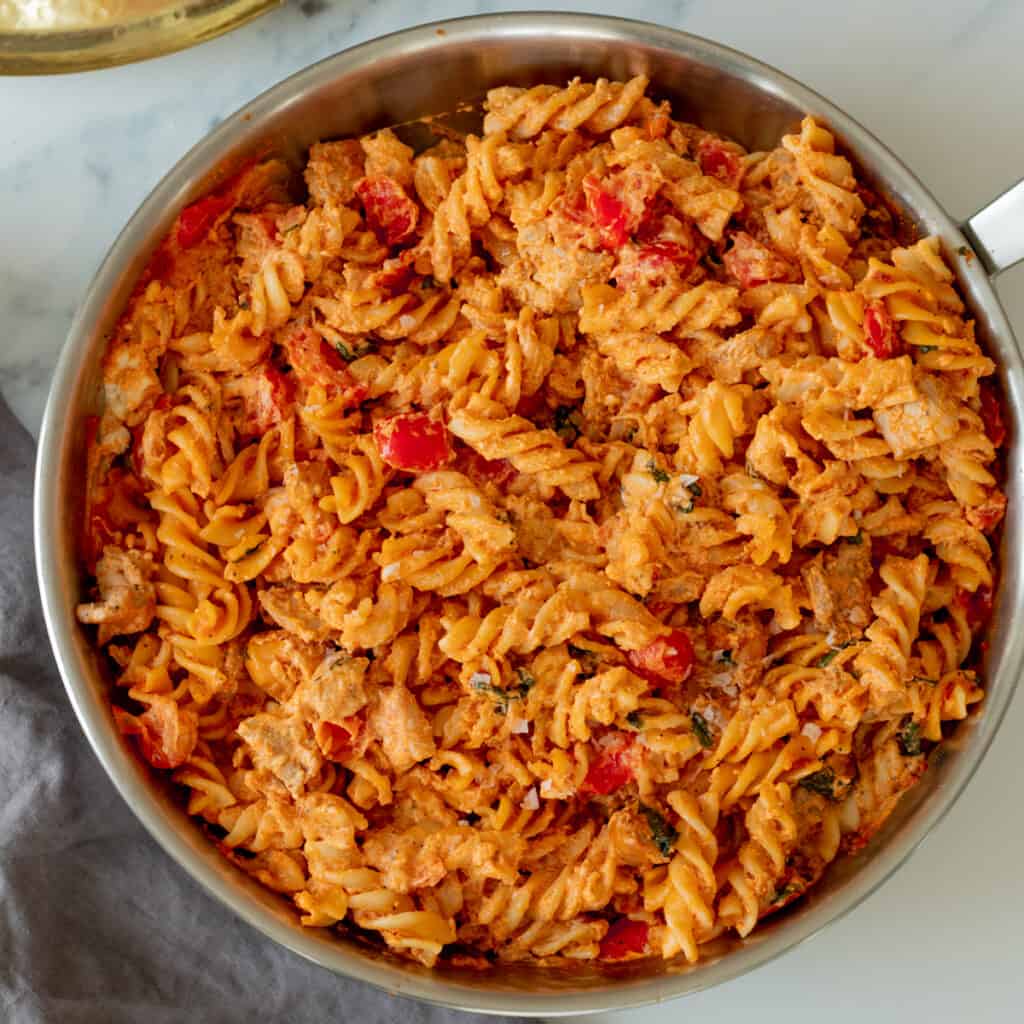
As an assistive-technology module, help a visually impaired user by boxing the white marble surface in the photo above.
[3,0,1023,1020]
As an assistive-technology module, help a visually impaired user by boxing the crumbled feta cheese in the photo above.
[539,778,555,798]
[469,671,492,687]
[801,721,823,742]
[679,473,700,487]
[711,671,733,687]
[380,562,401,582]
[457,818,470,826]
[521,787,540,810]
[509,716,530,734]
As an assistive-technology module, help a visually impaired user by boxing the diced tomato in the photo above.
[583,175,631,251]
[371,249,418,292]
[696,137,743,188]
[957,585,994,629]
[966,493,1007,533]
[723,232,796,289]
[316,717,362,761]
[374,412,453,472]
[282,326,366,404]
[583,733,636,795]
[240,365,295,436]
[177,192,235,249]
[626,629,695,686]
[514,390,548,420]
[979,381,1007,448]
[462,448,518,488]
[612,240,697,288]
[863,300,902,359]
[146,245,175,284]
[356,175,419,247]
[599,918,649,959]
[113,700,197,770]
[647,110,670,140]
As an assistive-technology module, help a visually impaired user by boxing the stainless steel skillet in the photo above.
[33,12,1024,1017]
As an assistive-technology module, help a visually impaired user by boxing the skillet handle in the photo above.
[962,177,1024,276]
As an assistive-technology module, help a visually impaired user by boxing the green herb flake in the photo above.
[956,245,972,258]
[672,499,696,515]
[469,672,524,714]
[771,883,798,905]
[713,649,734,665]
[912,675,937,686]
[626,710,644,731]
[554,405,582,444]
[567,643,600,675]
[282,223,301,235]
[686,482,703,497]
[647,460,670,484]
[334,340,371,363]
[916,345,937,354]
[640,803,679,857]
[816,640,854,668]
[514,668,536,697]
[237,299,250,310]
[234,542,263,561]
[844,531,864,545]
[798,767,836,800]
[897,719,922,757]
[691,711,714,749]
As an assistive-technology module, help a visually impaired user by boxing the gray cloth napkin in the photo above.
[0,397,515,1024]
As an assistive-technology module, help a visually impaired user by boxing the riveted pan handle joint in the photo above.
[962,177,1024,276]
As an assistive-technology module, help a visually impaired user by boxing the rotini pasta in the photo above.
[77,79,1004,971]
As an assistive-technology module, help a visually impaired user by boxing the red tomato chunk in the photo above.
[863,300,902,358]
[723,232,795,289]
[600,918,649,959]
[626,629,695,686]
[113,701,196,770]
[957,585,994,629]
[582,175,631,251]
[583,734,635,795]
[696,137,743,188]
[979,381,1007,448]
[356,175,419,247]
[374,413,453,472]
[282,327,365,404]
[177,193,235,249]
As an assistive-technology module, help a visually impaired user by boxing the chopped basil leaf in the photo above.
[771,882,798,904]
[798,767,836,799]
[647,460,670,484]
[514,668,536,696]
[567,643,600,675]
[816,640,854,668]
[686,482,702,497]
[640,804,679,857]
[334,340,371,363]
[470,674,527,714]
[897,719,922,757]
[844,531,863,545]
[691,711,714,748]
[554,405,582,444]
